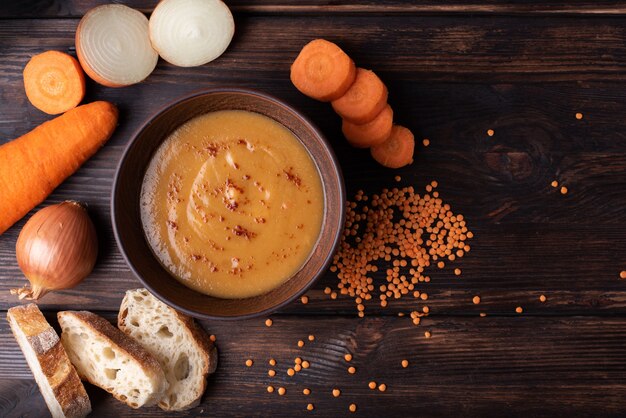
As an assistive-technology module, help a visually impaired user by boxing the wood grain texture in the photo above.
[2,0,626,17]
[2,223,626,315]
[1,16,626,316]
[2,314,626,417]
[2,3,626,416]
[3,17,626,83]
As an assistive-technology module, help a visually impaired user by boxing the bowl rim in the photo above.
[111,87,346,320]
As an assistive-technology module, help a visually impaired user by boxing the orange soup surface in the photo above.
[141,110,324,298]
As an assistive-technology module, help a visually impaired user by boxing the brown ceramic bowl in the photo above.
[112,88,345,320]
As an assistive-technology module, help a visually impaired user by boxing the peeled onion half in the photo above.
[149,0,235,67]
[76,4,158,87]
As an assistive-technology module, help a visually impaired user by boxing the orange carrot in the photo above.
[370,125,415,168]
[290,39,356,102]
[331,68,388,124]
[23,51,86,115]
[0,101,118,235]
[342,104,393,148]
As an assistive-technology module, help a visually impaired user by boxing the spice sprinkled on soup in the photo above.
[140,110,324,298]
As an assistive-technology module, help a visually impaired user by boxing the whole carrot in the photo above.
[0,101,118,235]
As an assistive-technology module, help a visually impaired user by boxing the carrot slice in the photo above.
[342,104,393,148]
[23,51,86,115]
[290,39,356,102]
[331,68,388,124]
[370,125,415,168]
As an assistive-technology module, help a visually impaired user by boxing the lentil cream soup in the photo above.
[140,110,324,298]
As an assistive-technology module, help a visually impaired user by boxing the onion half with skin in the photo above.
[76,4,158,87]
[12,201,98,300]
[149,0,235,67]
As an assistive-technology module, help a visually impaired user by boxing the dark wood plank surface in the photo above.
[3,314,626,417]
[1,0,626,417]
[3,0,626,17]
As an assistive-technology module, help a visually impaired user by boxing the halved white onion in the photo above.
[149,0,235,67]
[76,4,158,87]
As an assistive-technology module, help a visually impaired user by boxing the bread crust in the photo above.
[7,304,91,418]
[118,289,218,410]
[57,310,167,408]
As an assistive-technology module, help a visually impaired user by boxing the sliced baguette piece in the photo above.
[57,310,168,409]
[7,304,91,418]
[118,288,218,411]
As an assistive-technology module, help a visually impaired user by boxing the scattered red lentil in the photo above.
[295,357,302,365]
[454,268,461,276]
[378,383,387,392]
[560,186,568,195]
[294,364,302,372]
[269,359,276,366]
[328,182,473,320]
[349,404,357,412]
[278,387,286,396]
[268,369,276,377]
[344,353,353,362]
[515,306,523,314]
[479,312,487,317]
[307,403,314,411]
[423,138,430,147]
[301,295,309,304]
[245,359,253,367]
[473,296,481,305]
[401,359,409,368]
[551,180,558,188]
[487,129,494,137]
[424,331,432,338]
[332,388,341,397]
[287,368,295,376]
[324,287,332,294]
[620,271,626,279]
[265,319,273,327]
[395,175,401,182]
[298,340,305,348]
[308,334,315,341]
[348,366,356,374]
[267,386,274,393]
[303,388,311,395]
[368,381,377,389]
[209,334,216,342]
[575,112,583,120]
[539,294,547,302]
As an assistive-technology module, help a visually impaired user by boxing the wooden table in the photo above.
[2,1,626,417]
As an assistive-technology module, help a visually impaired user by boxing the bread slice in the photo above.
[57,310,168,409]
[118,288,218,411]
[7,304,91,418]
